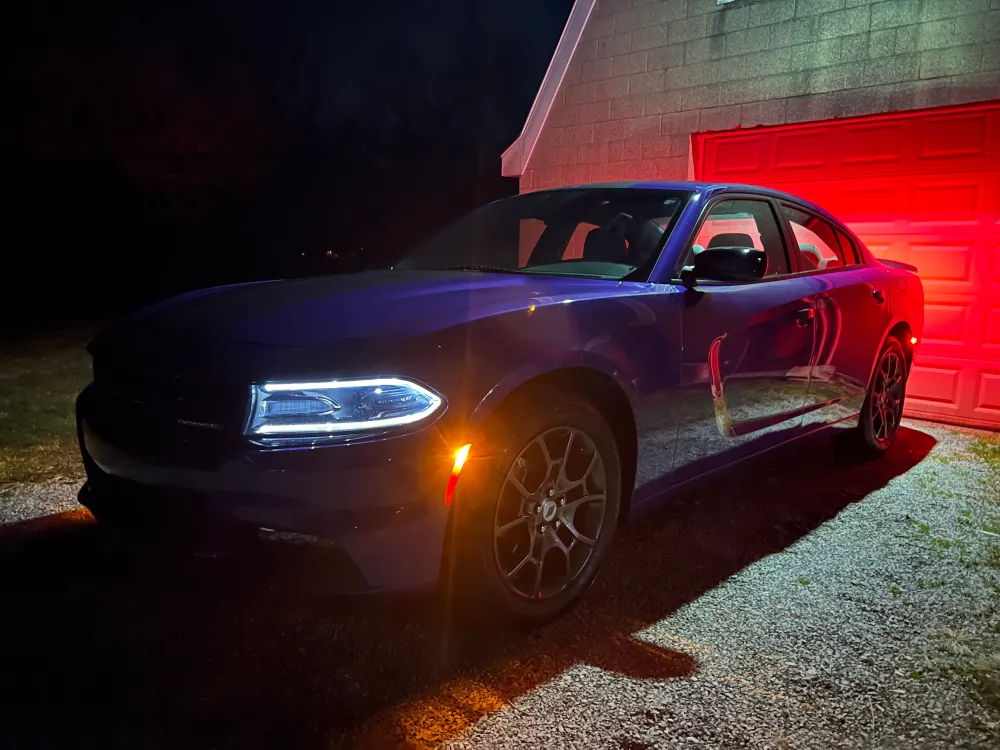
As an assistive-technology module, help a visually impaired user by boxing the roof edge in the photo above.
[501,0,597,178]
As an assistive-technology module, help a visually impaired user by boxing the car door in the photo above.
[777,203,892,430]
[670,195,817,481]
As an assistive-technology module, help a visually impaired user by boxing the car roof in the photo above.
[548,180,842,227]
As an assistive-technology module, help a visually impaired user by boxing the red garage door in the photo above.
[694,101,1000,429]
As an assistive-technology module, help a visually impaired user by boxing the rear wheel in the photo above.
[853,337,908,456]
[445,394,621,626]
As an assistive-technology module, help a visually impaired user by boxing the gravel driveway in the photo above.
[1,420,997,749]
[0,481,80,524]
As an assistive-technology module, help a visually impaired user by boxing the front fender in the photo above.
[467,354,640,428]
[453,288,676,435]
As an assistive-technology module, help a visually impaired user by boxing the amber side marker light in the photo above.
[444,444,472,506]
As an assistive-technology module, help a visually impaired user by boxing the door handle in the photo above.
[872,289,885,304]
[795,308,815,327]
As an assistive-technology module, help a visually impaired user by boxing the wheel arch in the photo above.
[865,317,915,392]
[886,320,915,372]
[470,365,640,523]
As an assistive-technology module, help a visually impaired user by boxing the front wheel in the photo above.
[445,394,622,627]
[853,336,908,456]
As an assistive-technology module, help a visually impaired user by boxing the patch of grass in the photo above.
[917,578,947,590]
[941,638,1000,718]
[968,654,1000,716]
[911,519,932,535]
[891,586,903,598]
[924,435,1000,731]
[910,670,923,680]
[970,438,1000,480]
[796,577,809,585]
[985,545,1000,572]
[0,331,92,484]
[937,629,975,659]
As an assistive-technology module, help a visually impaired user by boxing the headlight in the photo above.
[246,378,443,439]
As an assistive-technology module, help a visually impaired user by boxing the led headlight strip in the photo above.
[247,378,443,436]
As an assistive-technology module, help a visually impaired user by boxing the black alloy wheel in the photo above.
[446,394,621,626]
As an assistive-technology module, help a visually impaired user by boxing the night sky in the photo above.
[2,0,575,323]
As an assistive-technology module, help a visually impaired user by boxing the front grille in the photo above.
[94,361,245,426]
[87,360,248,468]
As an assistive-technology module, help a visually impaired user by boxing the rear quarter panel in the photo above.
[890,268,925,343]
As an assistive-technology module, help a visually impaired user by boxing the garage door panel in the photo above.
[774,131,829,173]
[841,122,908,167]
[857,239,980,297]
[917,111,990,162]
[907,361,964,409]
[695,100,1000,428]
[909,243,975,284]
[985,306,1000,349]
[911,180,983,225]
[706,134,763,176]
[923,302,971,347]
[908,358,1000,428]
[819,181,907,226]
[975,371,1000,419]
[920,292,987,359]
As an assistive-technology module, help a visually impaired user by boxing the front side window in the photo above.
[780,204,851,271]
[397,188,691,280]
[682,198,789,277]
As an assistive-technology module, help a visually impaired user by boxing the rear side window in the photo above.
[780,204,851,272]
[686,198,790,277]
[834,227,862,265]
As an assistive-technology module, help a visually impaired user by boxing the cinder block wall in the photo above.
[521,0,1000,192]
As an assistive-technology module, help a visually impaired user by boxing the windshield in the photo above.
[396,188,692,280]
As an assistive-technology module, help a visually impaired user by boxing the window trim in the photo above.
[671,192,794,286]
[776,200,867,278]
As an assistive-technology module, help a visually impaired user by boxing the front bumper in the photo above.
[77,385,454,592]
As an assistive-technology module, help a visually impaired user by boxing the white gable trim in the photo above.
[501,0,597,178]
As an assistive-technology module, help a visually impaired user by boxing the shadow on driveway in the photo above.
[0,427,936,749]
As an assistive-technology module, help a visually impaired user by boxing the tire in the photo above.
[444,393,622,627]
[852,336,908,457]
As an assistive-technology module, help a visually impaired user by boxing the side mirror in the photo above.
[684,246,768,285]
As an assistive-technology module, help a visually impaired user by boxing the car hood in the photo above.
[103,269,636,347]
